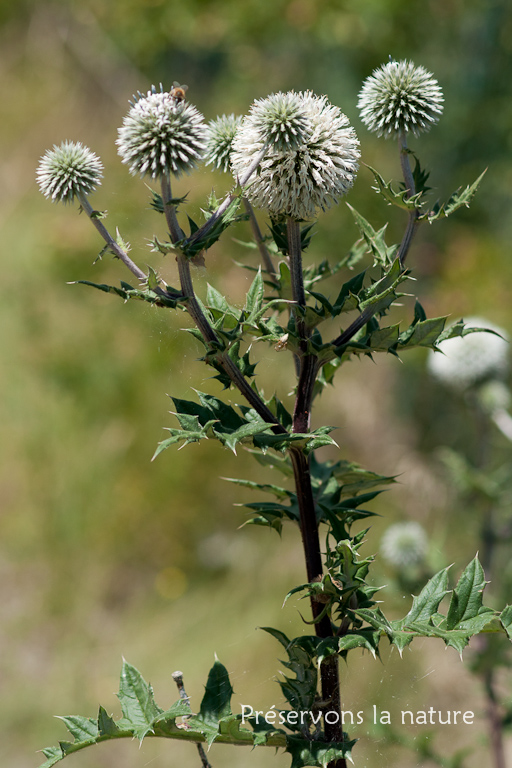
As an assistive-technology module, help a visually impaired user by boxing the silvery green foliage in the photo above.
[204,113,243,173]
[116,86,207,178]
[36,141,103,204]
[428,317,508,390]
[358,60,444,139]
[231,91,360,220]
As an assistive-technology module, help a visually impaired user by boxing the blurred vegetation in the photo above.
[1,1,512,766]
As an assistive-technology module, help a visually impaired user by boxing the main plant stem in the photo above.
[287,218,345,761]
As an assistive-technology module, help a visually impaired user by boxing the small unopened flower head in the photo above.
[428,317,509,391]
[204,114,243,173]
[381,522,428,568]
[36,141,103,204]
[231,91,360,220]
[358,60,444,139]
[117,85,207,179]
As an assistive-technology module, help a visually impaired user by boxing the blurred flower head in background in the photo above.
[230,90,360,220]
[358,59,444,139]
[117,85,207,179]
[36,141,103,204]
[428,317,509,391]
[380,521,428,568]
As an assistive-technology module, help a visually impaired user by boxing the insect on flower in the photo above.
[170,82,188,102]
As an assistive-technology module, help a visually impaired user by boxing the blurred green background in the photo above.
[2,0,512,766]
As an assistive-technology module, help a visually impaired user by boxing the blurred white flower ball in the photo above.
[380,522,428,568]
[427,317,509,390]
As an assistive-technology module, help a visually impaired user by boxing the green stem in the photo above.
[161,175,185,243]
[397,132,419,269]
[287,218,306,339]
[244,198,278,285]
[187,144,269,249]
[78,193,147,282]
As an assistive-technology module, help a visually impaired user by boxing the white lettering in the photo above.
[241,705,253,724]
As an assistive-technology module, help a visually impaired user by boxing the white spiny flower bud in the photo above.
[36,141,103,204]
[231,91,360,221]
[117,85,207,179]
[358,60,444,139]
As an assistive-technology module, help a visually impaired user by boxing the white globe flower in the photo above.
[37,141,103,204]
[358,59,444,139]
[230,91,360,221]
[117,86,207,179]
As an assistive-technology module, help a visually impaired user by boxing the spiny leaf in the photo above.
[75,280,182,309]
[445,555,489,630]
[199,660,234,727]
[117,660,163,739]
[286,735,356,768]
[55,716,97,742]
[422,169,487,221]
[367,164,424,211]
[397,567,451,626]
[347,203,398,266]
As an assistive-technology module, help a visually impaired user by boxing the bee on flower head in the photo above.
[170,82,188,103]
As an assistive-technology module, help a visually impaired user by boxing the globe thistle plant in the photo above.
[428,317,509,391]
[36,141,103,205]
[380,522,428,568]
[231,91,360,221]
[358,59,444,139]
[204,114,243,173]
[116,86,207,179]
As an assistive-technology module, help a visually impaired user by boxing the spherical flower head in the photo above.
[204,114,243,173]
[116,86,207,179]
[381,522,428,568]
[36,141,103,204]
[428,317,509,391]
[358,60,444,139]
[231,91,360,221]
[245,91,312,152]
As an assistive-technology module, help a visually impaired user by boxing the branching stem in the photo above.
[176,252,286,434]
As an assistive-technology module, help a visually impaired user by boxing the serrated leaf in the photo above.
[398,567,451,626]
[445,555,487,630]
[56,716,98,742]
[367,164,424,211]
[223,476,294,500]
[286,735,356,768]
[500,606,512,640]
[117,660,162,739]
[199,660,234,728]
[75,280,182,309]
[422,169,486,221]
[244,269,264,319]
[98,706,122,736]
[347,203,398,266]
[398,316,447,348]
